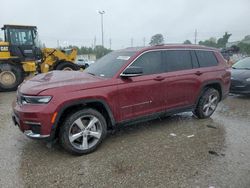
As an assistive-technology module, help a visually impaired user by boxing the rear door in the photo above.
[161,50,201,109]
[117,50,166,121]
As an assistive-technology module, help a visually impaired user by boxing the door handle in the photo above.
[195,71,203,76]
[154,76,165,81]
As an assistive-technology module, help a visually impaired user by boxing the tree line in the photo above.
[67,45,112,59]
[63,32,250,59]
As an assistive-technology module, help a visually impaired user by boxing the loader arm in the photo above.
[40,48,77,72]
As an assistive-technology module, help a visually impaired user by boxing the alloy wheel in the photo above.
[68,115,102,150]
[203,94,218,116]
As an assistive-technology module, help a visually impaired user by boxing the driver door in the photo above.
[117,51,166,121]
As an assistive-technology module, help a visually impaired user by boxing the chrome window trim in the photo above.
[120,48,217,76]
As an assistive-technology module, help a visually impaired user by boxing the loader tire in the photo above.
[55,62,80,71]
[0,63,24,92]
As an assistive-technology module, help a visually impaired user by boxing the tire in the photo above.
[0,63,24,92]
[193,88,220,119]
[55,61,80,71]
[59,108,107,155]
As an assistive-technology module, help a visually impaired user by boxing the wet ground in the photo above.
[0,92,250,188]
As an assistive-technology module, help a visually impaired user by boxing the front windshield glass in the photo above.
[9,28,34,45]
[85,51,136,78]
[232,57,250,69]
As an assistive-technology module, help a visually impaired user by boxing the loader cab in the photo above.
[2,25,42,61]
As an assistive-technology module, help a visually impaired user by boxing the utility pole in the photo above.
[143,37,146,47]
[194,29,197,44]
[94,36,96,48]
[131,38,134,47]
[57,40,59,48]
[109,38,112,49]
[98,10,105,47]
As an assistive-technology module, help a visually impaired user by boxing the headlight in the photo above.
[245,78,250,82]
[21,95,52,104]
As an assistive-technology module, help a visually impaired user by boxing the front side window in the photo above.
[195,51,218,67]
[9,29,34,45]
[86,51,136,78]
[163,50,193,72]
[131,51,163,75]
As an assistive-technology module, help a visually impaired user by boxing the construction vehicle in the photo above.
[0,24,80,91]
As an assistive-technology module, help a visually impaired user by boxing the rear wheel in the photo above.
[193,88,220,119]
[55,61,79,71]
[0,63,24,91]
[59,108,107,155]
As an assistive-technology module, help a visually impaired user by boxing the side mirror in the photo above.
[120,66,143,77]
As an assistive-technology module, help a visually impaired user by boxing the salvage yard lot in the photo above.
[0,92,250,187]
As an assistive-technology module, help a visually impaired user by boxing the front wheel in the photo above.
[55,61,80,71]
[193,88,220,119]
[59,108,107,155]
[0,63,24,92]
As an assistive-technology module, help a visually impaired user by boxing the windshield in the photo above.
[85,51,136,78]
[9,28,34,45]
[232,57,250,69]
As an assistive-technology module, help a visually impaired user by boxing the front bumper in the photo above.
[12,112,51,139]
[230,79,250,94]
[12,101,57,140]
[24,130,50,139]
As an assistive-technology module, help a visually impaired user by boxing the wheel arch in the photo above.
[195,80,223,107]
[51,99,116,140]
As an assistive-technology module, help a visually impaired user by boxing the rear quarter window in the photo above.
[163,50,193,72]
[195,50,218,67]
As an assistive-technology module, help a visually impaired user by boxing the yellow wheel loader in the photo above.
[0,25,80,91]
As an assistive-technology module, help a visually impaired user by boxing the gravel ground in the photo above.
[0,92,250,188]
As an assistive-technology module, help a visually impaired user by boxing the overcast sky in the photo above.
[1,0,250,49]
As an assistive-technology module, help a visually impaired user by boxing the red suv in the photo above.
[12,45,231,155]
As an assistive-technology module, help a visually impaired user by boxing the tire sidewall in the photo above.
[0,63,24,91]
[59,108,107,155]
[55,62,79,71]
[195,88,220,119]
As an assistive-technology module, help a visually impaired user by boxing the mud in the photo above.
[0,92,250,187]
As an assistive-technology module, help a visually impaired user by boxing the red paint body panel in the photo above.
[12,45,231,138]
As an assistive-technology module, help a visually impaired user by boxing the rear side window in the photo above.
[163,50,193,72]
[195,51,218,67]
[132,51,163,75]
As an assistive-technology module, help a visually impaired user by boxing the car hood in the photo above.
[231,69,250,80]
[19,71,106,95]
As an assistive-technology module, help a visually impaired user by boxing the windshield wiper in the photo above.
[87,72,96,76]
[232,67,250,70]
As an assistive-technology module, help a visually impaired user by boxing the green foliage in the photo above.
[242,35,250,42]
[238,42,250,55]
[199,38,217,48]
[94,45,112,59]
[217,32,232,48]
[149,34,164,46]
[199,32,231,48]
[66,45,112,59]
[183,40,192,44]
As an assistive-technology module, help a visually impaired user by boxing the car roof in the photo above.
[118,44,218,53]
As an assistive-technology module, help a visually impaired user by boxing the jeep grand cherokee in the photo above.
[12,45,231,155]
